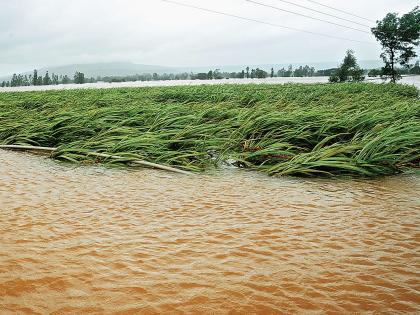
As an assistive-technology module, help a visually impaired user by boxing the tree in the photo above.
[62,75,70,84]
[294,66,304,77]
[195,73,208,80]
[368,69,382,77]
[246,66,250,78]
[18,75,24,86]
[23,75,30,86]
[11,74,18,87]
[371,7,420,83]
[277,68,285,77]
[270,68,274,78]
[52,73,59,85]
[213,69,222,80]
[329,50,364,83]
[255,68,268,78]
[284,65,293,77]
[43,71,51,85]
[410,60,420,74]
[32,69,38,86]
[74,71,85,84]
[250,69,256,79]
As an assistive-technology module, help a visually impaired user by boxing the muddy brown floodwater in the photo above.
[0,150,419,314]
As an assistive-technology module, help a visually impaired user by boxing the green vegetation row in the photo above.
[0,83,419,177]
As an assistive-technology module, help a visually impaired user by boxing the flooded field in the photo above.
[0,150,419,314]
[0,75,419,92]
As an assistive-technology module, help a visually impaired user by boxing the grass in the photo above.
[0,83,418,177]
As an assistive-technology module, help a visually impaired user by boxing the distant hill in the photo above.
[0,60,384,81]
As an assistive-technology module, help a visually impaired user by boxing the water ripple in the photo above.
[0,150,419,314]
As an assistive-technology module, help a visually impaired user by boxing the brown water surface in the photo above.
[0,150,419,314]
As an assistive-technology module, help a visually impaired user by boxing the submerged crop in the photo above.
[0,83,418,176]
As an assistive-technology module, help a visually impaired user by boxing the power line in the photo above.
[306,0,375,23]
[271,0,372,28]
[160,0,374,44]
[245,0,371,34]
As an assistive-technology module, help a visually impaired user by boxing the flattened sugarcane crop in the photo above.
[0,83,419,177]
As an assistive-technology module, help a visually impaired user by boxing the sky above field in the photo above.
[0,0,419,75]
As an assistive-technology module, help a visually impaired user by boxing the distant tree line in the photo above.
[1,62,419,88]
[1,70,94,87]
[89,66,332,83]
[190,66,320,80]
[368,61,420,77]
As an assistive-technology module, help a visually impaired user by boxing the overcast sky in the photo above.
[0,0,418,75]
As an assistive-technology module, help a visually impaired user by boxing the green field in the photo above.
[0,83,419,176]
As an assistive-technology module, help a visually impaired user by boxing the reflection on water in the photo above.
[0,75,419,92]
[0,150,419,314]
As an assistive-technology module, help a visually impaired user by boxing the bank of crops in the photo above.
[0,83,418,177]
